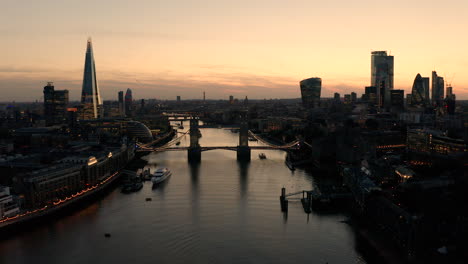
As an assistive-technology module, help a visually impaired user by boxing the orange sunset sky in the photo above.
[1,0,467,101]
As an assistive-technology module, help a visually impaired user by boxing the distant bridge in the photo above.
[137,113,302,162]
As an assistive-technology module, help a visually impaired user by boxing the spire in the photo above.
[80,38,102,119]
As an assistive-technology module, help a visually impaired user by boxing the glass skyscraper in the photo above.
[80,38,102,119]
[371,51,394,109]
[411,73,430,106]
[299,77,321,108]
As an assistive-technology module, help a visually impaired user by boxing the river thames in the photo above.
[0,123,370,264]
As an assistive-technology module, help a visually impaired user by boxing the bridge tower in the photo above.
[188,117,201,163]
[237,113,251,161]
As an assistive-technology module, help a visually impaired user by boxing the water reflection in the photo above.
[237,161,249,198]
[0,125,368,264]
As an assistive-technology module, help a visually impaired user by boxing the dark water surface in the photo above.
[0,123,368,264]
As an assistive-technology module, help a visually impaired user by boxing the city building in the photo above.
[118,91,125,117]
[229,95,234,104]
[80,38,102,120]
[351,92,357,103]
[177,96,181,102]
[43,82,69,126]
[406,94,412,106]
[407,128,466,161]
[364,86,377,104]
[299,77,321,108]
[390,89,404,111]
[344,94,351,104]
[446,86,453,98]
[431,71,444,106]
[125,88,133,117]
[0,186,20,218]
[371,51,394,109]
[334,93,340,102]
[411,74,430,106]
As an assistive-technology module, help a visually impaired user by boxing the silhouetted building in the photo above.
[445,97,456,115]
[299,77,321,108]
[446,86,454,99]
[177,96,181,102]
[118,91,125,117]
[344,94,351,104]
[67,108,78,128]
[390,89,404,111]
[334,93,340,102]
[43,82,69,126]
[371,51,394,109]
[411,73,430,106]
[80,38,102,120]
[229,95,234,104]
[351,92,357,102]
[406,94,412,106]
[364,86,377,104]
[431,71,444,106]
[125,88,133,117]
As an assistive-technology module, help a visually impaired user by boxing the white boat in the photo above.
[151,168,172,184]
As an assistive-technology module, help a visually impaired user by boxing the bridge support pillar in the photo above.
[188,147,201,163]
[236,146,251,162]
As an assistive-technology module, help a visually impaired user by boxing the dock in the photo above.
[280,185,352,213]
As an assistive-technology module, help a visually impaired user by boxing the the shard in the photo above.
[80,38,102,119]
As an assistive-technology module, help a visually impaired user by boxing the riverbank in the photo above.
[0,170,121,236]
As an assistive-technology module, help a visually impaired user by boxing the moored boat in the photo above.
[151,168,172,185]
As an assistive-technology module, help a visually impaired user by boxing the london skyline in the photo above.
[1,0,468,101]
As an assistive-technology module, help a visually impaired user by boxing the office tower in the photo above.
[371,51,394,109]
[176,96,181,102]
[334,93,340,102]
[244,96,249,105]
[43,82,69,126]
[118,91,125,117]
[299,77,321,108]
[80,38,102,119]
[203,91,206,102]
[431,71,444,106]
[125,88,133,117]
[411,74,430,106]
[229,95,234,104]
[364,86,377,104]
[351,92,357,102]
[390,89,404,110]
[446,85,453,99]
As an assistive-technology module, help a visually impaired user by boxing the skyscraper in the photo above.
[43,82,69,126]
[371,51,394,109]
[125,88,133,117]
[431,71,444,106]
[80,38,102,119]
[118,91,125,117]
[411,73,430,106]
[299,77,321,108]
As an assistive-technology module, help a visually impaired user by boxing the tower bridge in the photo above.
[137,114,301,162]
